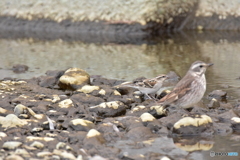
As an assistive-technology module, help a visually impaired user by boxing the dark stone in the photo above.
[12,64,29,73]
[71,93,105,106]
[38,76,58,88]
[126,126,156,140]
[208,90,227,101]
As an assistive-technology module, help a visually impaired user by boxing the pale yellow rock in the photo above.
[98,89,106,95]
[71,119,94,127]
[113,90,121,96]
[77,85,100,93]
[140,113,155,122]
[37,151,53,157]
[90,101,123,110]
[86,129,101,138]
[3,141,22,150]
[58,99,74,108]
[30,141,44,149]
[56,142,66,149]
[52,95,61,103]
[0,114,28,128]
[150,105,166,116]
[59,68,90,86]
[26,136,54,142]
[0,132,7,138]
[15,149,30,156]
[174,115,212,129]
[232,117,240,123]
[5,155,24,160]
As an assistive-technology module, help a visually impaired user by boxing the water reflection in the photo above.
[1,31,240,101]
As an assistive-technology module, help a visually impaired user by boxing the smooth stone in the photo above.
[15,149,30,156]
[30,141,44,149]
[69,119,95,131]
[140,113,156,122]
[5,155,24,160]
[0,132,7,138]
[26,136,54,142]
[3,141,22,150]
[37,151,53,157]
[53,150,76,160]
[56,142,66,149]
[208,90,227,100]
[77,85,100,94]
[127,126,155,140]
[0,114,28,128]
[58,68,90,90]
[58,99,74,108]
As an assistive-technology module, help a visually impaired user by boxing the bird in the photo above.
[117,74,169,99]
[158,61,213,109]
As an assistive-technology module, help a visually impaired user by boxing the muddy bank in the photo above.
[0,68,239,159]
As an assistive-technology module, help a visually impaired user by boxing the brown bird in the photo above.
[158,61,213,109]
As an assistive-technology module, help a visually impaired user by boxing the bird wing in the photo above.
[158,77,193,106]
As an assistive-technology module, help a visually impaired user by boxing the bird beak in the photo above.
[207,63,214,67]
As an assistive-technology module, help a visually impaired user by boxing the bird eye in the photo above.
[199,65,203,68]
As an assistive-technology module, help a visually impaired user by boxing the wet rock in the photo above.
[30,141,44,149]
[159,113,182,129]
[207,98,220,109]
[58,68,90,90]
[173,115,213,136]
[12,64,29,73]
[231,117,240,131]
[58,99,74,108]
[127,126,155,140]
[218,109,238,123]
[0,114,28,128]
[140,112,168,134]
[213,123,232,135]
[3,141,22,150]
[208,90,227,101]
[38,75,58,88]
[83,129,105,148]
[69,119,95,131]
[89,101,127,117]
[77,85,100,94]
[5,155,24,160]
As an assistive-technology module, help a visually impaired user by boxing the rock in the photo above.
[140,113,156,122]
[38,76,58,88]
[5,155,24,160]
[127,126,155,140]
[148,105,167,118]
[126,105,147,116]
[213,122,232,136]
[83,129,105,148]
[159,113,182,129]
[3,141,22,150]
[37,151,53,157]
[71,93,105,106]
[77,85,100,94]
[69,119,95,131]
[208,90,227,101]
[30,141,44,149]
[56,142,66,149]
[233,103,240,117]
[14,104,44,120]
[218,109,238,122]
[58,68,90,90]
[26,136,55,142]
[0,132,7,138]
[207,98,220,109]
[53,150,76,160]
[231,117,240,131]
[58,99,74,108]
[12,64,29,73]
[15,149,30,157]
[0,114,28,129]
[89,101,127,117]
[173,115,214,136]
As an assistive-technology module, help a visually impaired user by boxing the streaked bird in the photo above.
[118,74,169,99]
[158,61,213,109]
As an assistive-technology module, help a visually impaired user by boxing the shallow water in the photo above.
[1,30,240,159]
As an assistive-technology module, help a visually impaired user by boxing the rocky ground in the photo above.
[0,67,240,160]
